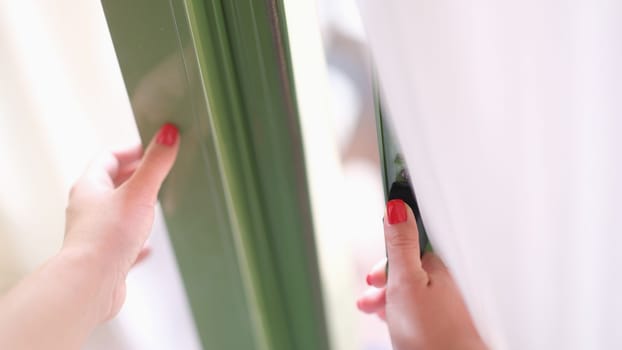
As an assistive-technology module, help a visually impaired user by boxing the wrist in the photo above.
[54,246,120,323]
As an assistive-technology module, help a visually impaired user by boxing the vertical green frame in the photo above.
[101,1,329,349]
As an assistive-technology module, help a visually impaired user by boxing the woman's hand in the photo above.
[357,199,487,350]
[0,123,180,350]
[62,123,180,321]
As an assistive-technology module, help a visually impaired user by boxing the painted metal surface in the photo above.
[101,1,329,349]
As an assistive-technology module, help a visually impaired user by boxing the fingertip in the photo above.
[149,123,181,162]
[356,287,387,314]
[124,123,181,202]
[367,257,388,288]
[147,123,180,164]
[384,199,418,229]
[386,199,408,225]
[132,246,152,267]
[155,123,179,147]
[355,298,367,313]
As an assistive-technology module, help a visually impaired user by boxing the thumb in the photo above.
[124,123,180,203]
[384,199,428,287]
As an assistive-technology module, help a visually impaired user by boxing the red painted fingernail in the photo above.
[156,123,178,146]
[387,199,407,225]
[366,274,372,286]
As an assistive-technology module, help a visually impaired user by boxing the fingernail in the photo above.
[366,274,372,286]
[386,199,407,225]
[156,123,179,146]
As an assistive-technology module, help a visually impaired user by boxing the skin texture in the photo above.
[357,201,488,350]
[0,125,180,350]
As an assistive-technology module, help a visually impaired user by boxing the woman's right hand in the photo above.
[357,199,487,350]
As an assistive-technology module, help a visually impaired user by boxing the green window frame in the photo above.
[102,1,329,349]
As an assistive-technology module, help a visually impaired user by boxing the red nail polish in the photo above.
[366,274,372,286]
[156,123,178,146]
[387,199,407,225]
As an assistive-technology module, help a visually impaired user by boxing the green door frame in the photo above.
[102,1,330,349]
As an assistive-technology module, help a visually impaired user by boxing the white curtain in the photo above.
[359,0,622,348]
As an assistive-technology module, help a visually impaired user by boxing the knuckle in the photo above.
[420,253,436,267]
[421,253,448,272]
[386,230,418,250]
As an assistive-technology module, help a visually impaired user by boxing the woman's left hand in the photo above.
[63,123,180,321]
[0,123,181,350]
